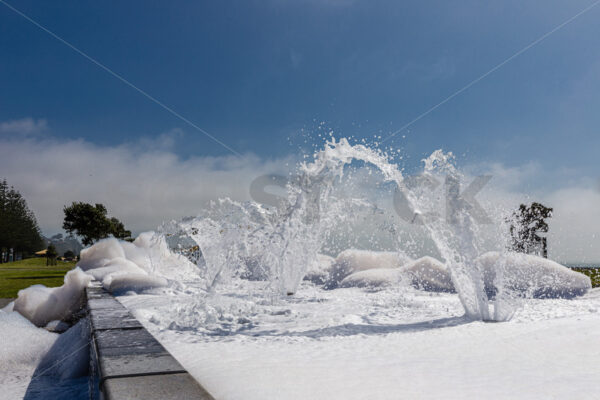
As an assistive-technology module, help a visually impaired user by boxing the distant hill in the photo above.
[43,234,83,256]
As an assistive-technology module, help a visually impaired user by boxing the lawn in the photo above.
[0,257,77,298]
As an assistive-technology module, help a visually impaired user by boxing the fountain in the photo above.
[3,137,594,400]
[163,137,524,321]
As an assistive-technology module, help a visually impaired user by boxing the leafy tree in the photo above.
[63,202,132,246]
[46,244,58,266]
[0,179,44,260]
[108,217,132,241]
[508,202,553,257]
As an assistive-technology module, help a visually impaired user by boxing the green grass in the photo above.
[571,267,600,288]
[0,257,77,298]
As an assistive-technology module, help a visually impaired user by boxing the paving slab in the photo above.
[99,353,186,379]
[103,373,214,400]
[94,328,167,357]
[86,288,114,300]
[89,307,143,330]
[88,297,126,310]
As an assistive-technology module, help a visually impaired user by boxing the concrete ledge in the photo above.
[87,282,214,400]
[103,373,214,400]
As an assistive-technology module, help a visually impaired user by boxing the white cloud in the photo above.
[545,187,600,264]
[134,128,184,151]
[0,132,293,237]
[465,161,542,191]
[0,118,47,135]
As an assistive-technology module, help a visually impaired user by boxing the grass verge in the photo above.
[0,257,77,298]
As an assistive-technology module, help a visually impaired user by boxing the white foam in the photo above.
[336,249,411,271]
[13,268,92,327]
[45,319,71,333]
[477,251,592,298]
[78,235,187,293]
[340,268,403,288]
[123,232,166,271]
[326,249,411,288]
[2,300,14,313]
[84,257,146,281]
[334,252,591,299]
[304,254,335,284]
[10,234,179,329]
[0,311,57,367]
[103,273,168,293]
[400,256,454,292]
[0,311,58,398]
[77,238,125,271]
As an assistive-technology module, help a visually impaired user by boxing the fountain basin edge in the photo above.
[86,281,215,400]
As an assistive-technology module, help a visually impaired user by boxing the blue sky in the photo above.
[2,0,599,169]
[1,1,600,260]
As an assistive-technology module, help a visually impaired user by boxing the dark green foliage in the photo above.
[63,202,110,246]
[46,244,58,266]
[63,202,132,246]
[108,217,132,241]
[0,179,45,258]
[508,202,553,256]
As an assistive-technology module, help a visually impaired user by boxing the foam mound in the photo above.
[0,310,59,398]
[340,268,403,288]
[0,310,57,368]
[477,251,592,298]
[103,273,168,293]
[304,254,335,284]
[400,256,454,292]
[76,237,125,271]
[326,249,411,288]
[79,234,185,293]
[11,233,191,329]
[13,268,92,327]
[84,257,145,281]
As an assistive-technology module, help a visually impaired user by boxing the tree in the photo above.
[508,202,553,257]
[63,202,132,246]
[0,179,44,260]
[108,217,132,241]
[46,244,58,266]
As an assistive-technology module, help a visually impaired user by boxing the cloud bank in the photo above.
[0,118,47,135]
[1,118,598,263]
[0,120,292,236]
